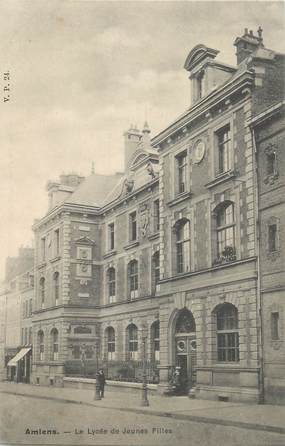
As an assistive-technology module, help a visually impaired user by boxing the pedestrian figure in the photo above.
[170,366,182,395]
[96,369,106,398]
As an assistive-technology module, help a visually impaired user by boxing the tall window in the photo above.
[216,202,235,257]
[38,331,44,361]
[216,125,231,174]
[151,321,160,361]
[108,223,115,251]
[127,324,138,360]
[216,304,239,362]
[53,272,59,306]
[29,327,32,345]
[153,199,160,232]
[51,329,59,361]
[197,71,205,99]
[152,251,160,292]
[268,224,277,252]
[129,260,138,299]
[41,237,46,261]
[129,212,137,241]
[271,312,279,340]
[266,151,277,175]
[176,219,191,273]
[107,267,116,303]
[29,298,32,317]
[54,229,60,256]
[107,327,115,360]
[39,277,45,309]
[176,151,187,194]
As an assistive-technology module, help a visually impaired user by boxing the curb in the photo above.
[1,390,285,435]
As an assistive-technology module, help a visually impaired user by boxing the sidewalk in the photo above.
[0,381,284,435]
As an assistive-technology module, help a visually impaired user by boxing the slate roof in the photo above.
[65,172,124,207]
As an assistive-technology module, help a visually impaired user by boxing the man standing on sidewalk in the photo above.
[97,369,106,398]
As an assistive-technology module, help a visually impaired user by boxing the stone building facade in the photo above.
[251,101,285,404]
[0,249,34,382]
[4,29,284,404]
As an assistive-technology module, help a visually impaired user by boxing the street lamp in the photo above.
[141,334,149,407]
[94,337,101,401]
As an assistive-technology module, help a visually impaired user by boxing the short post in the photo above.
[94,338,101,401]
[141,334,149,407]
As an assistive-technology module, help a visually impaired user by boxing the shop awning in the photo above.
[7,347,31,367]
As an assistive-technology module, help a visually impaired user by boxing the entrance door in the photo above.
[176,336,196,393]
[174,308,197,394]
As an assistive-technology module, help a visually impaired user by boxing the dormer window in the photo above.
[197,71,205,99]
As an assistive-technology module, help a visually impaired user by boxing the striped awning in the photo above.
[7,347,31,367]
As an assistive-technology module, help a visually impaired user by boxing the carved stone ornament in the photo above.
[146,162,156,179]
[125,179,134,194]
[264,143,279,185]
[193,139,206,164]
[140,210,149,237]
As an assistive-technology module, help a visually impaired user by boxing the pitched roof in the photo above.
[65,172,124,207]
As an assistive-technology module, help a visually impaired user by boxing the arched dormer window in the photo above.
[174,219,191,274]
[107,267,116,303]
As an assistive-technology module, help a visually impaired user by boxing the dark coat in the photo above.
[97,371,106,386]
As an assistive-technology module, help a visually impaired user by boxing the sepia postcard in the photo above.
[0,1,284,445]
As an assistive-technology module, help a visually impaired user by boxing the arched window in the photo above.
[151,321,160,361]
[128,260,138,299]
[51,328,59,361]
[216,202,235,259]
[127,324,138,360]
[175,308,196,334]
[39,277,45,309]
[216,303,239,362]
[107,268,116,303]
[175,219,191,273]
[106,327,115,360]
[152,252,160,293]
[38,330,44,361]
[53,272,59,306]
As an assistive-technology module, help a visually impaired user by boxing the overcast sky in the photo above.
[0,0,284,280]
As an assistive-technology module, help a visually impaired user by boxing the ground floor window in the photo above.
[216,303,239,362]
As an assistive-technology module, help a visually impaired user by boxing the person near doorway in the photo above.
[170,366,182,394]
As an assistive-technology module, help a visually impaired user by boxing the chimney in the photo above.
[123,125,142,171]
[47,173,85,210]
[142,121,151,147]
[234,27,264,64]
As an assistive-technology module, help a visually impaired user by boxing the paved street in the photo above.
[1,392,285,446]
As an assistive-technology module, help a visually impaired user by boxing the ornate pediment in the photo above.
[74,236,96,245]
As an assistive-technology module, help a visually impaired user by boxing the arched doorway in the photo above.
[174,308,196,393]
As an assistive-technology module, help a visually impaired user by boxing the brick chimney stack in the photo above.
[123,125,142,171]
[234,27,264,64]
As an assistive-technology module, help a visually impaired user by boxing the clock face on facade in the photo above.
[193,139,206,164]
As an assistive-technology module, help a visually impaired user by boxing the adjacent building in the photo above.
[251,100,285,404]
